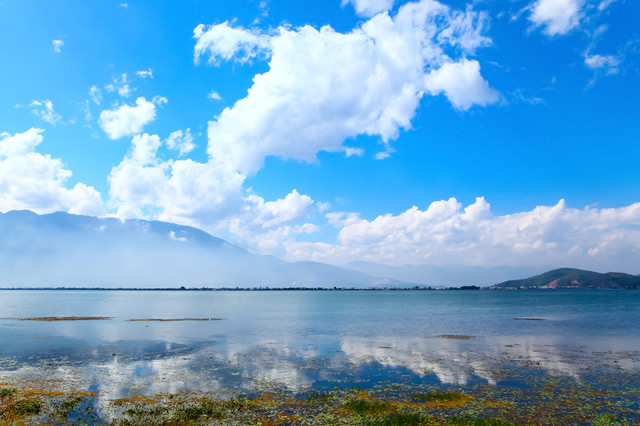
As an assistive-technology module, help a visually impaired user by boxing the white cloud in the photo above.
[584,53,621,73]
[198,0,496,174]
[64,183,107,216]
[166,128,196,156]
[0,128,105,216]
[108,133,246,229]
[193,22,271,65]
[342,0,395,17]
[250,189,314,228]
[424,59,499,110]
[345,147,364,157]
[30,100,62,125]
[89,86,103,105]
[120,3,128,8]
[597,0,616,11]
[136,68,153,79]
[375,151,391,160]
[283,197,640,272]
[107,133,320,254]
[105,73,134,98]
[118,84,131,98]
[207,90,222,100]
[528,0,583,36]
[98,97,161,140]
[226,190,317,255]
[52,39,64,53]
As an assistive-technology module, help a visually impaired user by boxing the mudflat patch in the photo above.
[12,317,112,321]
[437,334,475,340]
[126,318,222,322]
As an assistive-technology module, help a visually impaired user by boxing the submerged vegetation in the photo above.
[0,379,636,425]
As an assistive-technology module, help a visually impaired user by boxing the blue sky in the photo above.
[0,0,639,271]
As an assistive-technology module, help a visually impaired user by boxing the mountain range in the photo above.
[0,210,405,288]
[2,210,637,289]
[491,268,640,289]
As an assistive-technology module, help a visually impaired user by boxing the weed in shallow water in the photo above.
[53,396,83,417]
[375,412,431,425]
[591,412,625,425]
[0,388,16,399]
[13,399,42,416]
[343,398,392,415]
[450,416,515,426]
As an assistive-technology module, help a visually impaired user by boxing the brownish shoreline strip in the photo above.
[126,318,222,322]
[437,334,474,340]
[12,317,112,321]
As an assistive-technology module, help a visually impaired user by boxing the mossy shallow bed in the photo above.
[0,364,638,425]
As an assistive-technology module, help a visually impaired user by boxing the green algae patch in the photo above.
[126,318,223,322]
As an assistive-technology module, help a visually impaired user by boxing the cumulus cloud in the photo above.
[224,190,318,254]
[528,0,583,36]
[424,58,499,110]
[107,132,319,254]
[52,39,64,53]
[342,0,395,17]
[0,128,105,216]
[30,100,62,126]
[197,0,496,174]
[166,128,196,156]
[283,197,640,272]
[193,22,271,65]
[98,97,162,140]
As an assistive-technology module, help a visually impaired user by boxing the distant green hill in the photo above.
[491,268,640,289]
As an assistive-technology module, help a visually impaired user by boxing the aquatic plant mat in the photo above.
[1,356,638,425]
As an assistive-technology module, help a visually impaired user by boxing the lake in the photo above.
[1,289,639,424]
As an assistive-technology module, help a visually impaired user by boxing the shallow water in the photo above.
[1,290,639,423]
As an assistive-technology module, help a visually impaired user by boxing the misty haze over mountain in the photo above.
[342,262,548,287]
[0,210,406,288]
[1,210,605,289]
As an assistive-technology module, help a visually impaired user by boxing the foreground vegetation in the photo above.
[0,380,636,425]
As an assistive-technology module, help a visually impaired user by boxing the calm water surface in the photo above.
[0,289,639,420]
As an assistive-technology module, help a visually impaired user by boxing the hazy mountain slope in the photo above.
[343,261,546,287]
[0,210,406,288]
[491,268,640,289]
